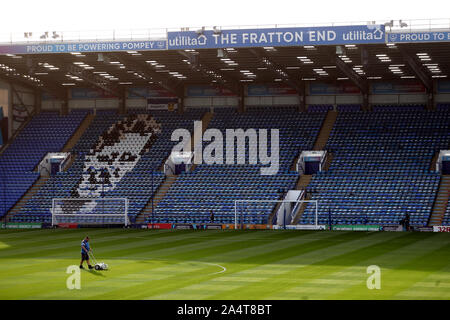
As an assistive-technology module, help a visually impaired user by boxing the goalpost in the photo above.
[51,198,129,226]
[234,199,319,229]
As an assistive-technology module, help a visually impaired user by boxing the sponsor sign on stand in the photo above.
[332,225,381,231]
[433,226,450,232]
[272,224,326,230]
[0,223,42,229]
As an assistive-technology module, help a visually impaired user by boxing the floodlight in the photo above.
[384,20,394,28]
[196,27,205,36]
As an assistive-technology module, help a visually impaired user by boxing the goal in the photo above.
[51,198,129,226]
[234,199,319,229]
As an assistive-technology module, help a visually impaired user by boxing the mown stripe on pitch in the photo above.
[203,233,396,299]
[140,232,347,300]
[0,229,142,258]
[3,230,447,300]
[0,228,183,253]
[0,230,185,275]
[318,232,450,300]
[262,232,439,299]
[0,230,320,298]
[269,232,437,299]
[142,231,330,262]
[80,230,319,262]
[0,231,269,288]
[388,240,450,299]
[0,229,134,253]
[82,230,274,262]
[0,229,211,260]
[81,232,352,299]
[205,231,414,299]
[55,231,332,299]
[106,232,366,300]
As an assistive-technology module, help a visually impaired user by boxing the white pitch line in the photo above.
[201,262,227,275]
[107,256,227,275]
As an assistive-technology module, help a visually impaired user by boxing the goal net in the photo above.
[51,198,129,226]
[234,199,319,229]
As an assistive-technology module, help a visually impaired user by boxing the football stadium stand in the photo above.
[444,202,450,226]
[150,106,326,224]
[300,108,450,226]
[8,108,205,224]
[2,105,449,227]
[1,20,450,230]
[0,111,87,218]
[437,176,450,226]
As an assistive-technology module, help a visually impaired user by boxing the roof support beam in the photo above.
[248,48,304,95]
[0,56,70,100]
[0,71,66,101]
[398,46,433,92]
[249,48,307,111]
[398,46,434,109]
[10,83,30,117]
[334,55,370,110]
[40,82,68,101]
[298,84,306,112]
[238,83,245,113]
[177,50,241,95]
[335,56,368,94]
[61,87,69,115]
[62,63,123,98]
[26,56,119,100]
[35,88,42,114]
[108,53,184,97]
[118,89,126,114]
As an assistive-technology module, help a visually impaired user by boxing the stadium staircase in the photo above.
[150,107,325,225]
[5,176,49,222]
[287,110,337,225]
[430,152,439,172]
[136,174,178,224]
[428,175,450,226]
[5,112,94,221]
[0,111,87,219]
[190,111,213,171]
[139,111,213,224]
[313,110,338,150]
[289,109,337,170]
[0,110,36,157]
[10,109,206,224]
[62,113,95,152]
[290,175,313,224]
[61,113,95,171]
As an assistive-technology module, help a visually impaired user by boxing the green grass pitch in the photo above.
[0,228,449,300]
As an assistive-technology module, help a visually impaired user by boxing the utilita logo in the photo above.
[171,121,280,175]
[168,34,207,47]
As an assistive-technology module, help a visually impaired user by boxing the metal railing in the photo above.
[1,18,450,45]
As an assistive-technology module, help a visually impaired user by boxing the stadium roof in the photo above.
[0,20,450,98]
